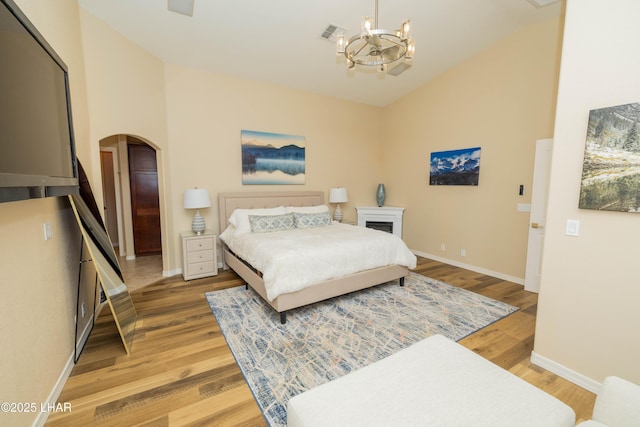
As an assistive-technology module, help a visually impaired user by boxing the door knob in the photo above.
[531,222,543,229]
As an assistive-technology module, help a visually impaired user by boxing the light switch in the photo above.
[43,223,52,240]
[566,219,579,236]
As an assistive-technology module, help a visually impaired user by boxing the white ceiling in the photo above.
[77,0,563,107]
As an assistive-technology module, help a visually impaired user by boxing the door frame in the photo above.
[100,147,125,256]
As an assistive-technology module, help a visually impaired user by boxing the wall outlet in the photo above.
[440,243,445,251]
[461,249,466,257]
[81,302,86,318]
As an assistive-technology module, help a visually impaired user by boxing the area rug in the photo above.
[205,272,518,427]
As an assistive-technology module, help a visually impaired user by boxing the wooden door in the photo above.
[128,143,162,256]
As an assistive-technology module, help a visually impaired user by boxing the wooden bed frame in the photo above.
[218,191,409,323]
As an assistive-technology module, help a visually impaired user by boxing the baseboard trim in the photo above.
[33,352,75,427]
[411,250,524,285]
[530,351,601,394]
[163,268,181,277]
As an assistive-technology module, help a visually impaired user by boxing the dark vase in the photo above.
[376,184,385,207]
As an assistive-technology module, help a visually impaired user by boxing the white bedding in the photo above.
[220,222,417,301]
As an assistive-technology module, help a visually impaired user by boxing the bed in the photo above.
[218,191,417,323]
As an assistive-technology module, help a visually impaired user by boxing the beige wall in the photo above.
[0,1,91,426]
[382,17,563,281]
[164,63,385,264]
[534,0,640,387]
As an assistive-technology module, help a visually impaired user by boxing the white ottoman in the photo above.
[286,334,575,427]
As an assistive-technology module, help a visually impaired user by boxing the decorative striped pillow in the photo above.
[294,211,332,229]
[248,213,295,233]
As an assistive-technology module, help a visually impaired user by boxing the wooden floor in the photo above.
[46,256,595,426]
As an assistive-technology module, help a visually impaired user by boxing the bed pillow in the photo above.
[229,206,286,236]
[249,213,295,233]
[285,205,329,214]
[294,211,332,229]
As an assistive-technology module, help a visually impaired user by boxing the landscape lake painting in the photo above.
[579,102,640,213]
[429,147,481,186]
[241,130,305,185]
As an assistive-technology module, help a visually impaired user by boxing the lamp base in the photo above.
[333,204,343,222]
[192,210,206,235]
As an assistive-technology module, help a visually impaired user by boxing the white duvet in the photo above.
[220,222,417,301]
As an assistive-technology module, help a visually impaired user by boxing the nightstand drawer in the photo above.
[186,261,216,276]
[186,238,213,252]
[187,249,214,264]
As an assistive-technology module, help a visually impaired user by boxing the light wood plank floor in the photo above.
[46,256,595,426]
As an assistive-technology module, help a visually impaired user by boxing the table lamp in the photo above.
[184,188,211,234]
[329,187,348,222]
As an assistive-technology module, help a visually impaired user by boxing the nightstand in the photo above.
[181,231,217,280]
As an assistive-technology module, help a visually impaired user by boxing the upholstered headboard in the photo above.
[218,191,324,232]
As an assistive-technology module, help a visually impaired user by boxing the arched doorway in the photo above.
[99,134,164,290]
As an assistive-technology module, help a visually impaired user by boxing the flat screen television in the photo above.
[0,0,78,203]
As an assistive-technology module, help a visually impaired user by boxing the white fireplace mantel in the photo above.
[356,206,404,238]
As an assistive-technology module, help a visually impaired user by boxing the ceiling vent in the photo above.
[526,0,560,7]
[320,24,347,42]
[168,0,194,17]
[387,62,412,77]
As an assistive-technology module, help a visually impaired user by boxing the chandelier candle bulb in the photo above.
[362,16,372,37]
[406,40,416,60]
[401,20,411,40]
[336,34,346,54]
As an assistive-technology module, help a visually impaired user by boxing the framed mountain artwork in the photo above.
[579,102,640,213]
[429,147,481,186]
[241,130,305,185]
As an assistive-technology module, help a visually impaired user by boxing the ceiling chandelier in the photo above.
[336,0,415,73]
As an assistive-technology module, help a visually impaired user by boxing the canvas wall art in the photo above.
[579,102,640,213]
[429,147,481,186]
[241,130,306,185]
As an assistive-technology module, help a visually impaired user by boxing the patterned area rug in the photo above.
[205,272,518,427]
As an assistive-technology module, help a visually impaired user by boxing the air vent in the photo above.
[168,0,194,16]
[387,62,412,77]
[526,0,560,7]
[321,24,347,42]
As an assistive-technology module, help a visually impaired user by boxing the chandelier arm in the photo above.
[377,36,406,48]
[349,41,370,58]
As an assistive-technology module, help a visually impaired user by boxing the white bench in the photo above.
[287,334,576,427]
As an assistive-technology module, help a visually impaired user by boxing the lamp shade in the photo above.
[329,187,348,203]
[184,188,211,209]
